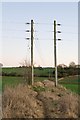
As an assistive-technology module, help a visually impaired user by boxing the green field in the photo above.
[1,67,80,95]
[0,76,48,91]
[2,76,23,90]
[2,67,54,77]
[58,75,80,83]
[1,76,79,95]
[59,76,80,95]
[62,84,79,94]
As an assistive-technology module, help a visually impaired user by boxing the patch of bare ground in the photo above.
[2,80,80,118]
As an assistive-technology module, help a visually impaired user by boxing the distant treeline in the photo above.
[1,67,80,78]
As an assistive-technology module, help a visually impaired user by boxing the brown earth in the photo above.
[0,94,2,120]
[2,80,80,118]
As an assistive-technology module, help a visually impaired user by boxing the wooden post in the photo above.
[54,20,58,87]
[31,20,34,85]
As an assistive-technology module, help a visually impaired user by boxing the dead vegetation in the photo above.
[2,80,80,118]
[0,94,2,119]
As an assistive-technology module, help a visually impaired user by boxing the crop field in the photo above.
[0,76,48,91]
[62,84,79,94]
[58,75,80,83]
[1,76,80,95]
[2,76,23,91]
[1,67,80,95]
[59,76,80,95]
[2,67,54,77]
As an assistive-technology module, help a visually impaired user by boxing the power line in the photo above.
[2,29,25,31]
[2,36,77,41]
[0,21,25,24]
[2,36,25,39]
[1,29,78,35]
[61,32,78,34]
[61,24,78,27]
[34,41,45,66]
[34,23,53,25]
[0,21,78,27]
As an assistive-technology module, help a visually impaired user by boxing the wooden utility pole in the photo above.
[54,20,58,87]
[31,20,34,85]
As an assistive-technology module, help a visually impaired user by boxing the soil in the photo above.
[2,80,80,118]
[0,94,2,120]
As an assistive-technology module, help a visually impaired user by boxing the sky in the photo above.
[0,2,79,67]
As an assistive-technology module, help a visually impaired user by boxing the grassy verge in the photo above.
[1,75,80,95]
[34,77,48,82]
[2,76,23,90]
[59,76,80,95]
[32,86,47,92]
[62,84,80,95]
[2,76,48,91]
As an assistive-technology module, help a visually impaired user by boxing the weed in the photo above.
[32,86,46,92]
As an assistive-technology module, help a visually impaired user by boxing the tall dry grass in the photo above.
[2,84,44,118]
[58,94,79,118]
[2,82,80,118]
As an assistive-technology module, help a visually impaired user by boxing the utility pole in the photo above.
[54,20,58,87]
[31,20,34,85]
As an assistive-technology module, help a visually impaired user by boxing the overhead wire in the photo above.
[26,35,30,65]
[0,21,25,24]
[34,41,45,66]
[34,29,45,66]
[1,28,26,33]
[2,36,25,39]
[0,21,78,27]
[2,35,77,41]
[1,21,78,67]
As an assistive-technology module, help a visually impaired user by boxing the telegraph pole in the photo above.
[31,20,34,85]
[54,20,58,87]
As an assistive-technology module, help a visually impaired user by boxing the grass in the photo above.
[59,75,80,83]
[34,77,48,82]
[2,67,54,77]
[1,67,80,95]
[3,81,79,118]
[59,76,80,95]
[0,76,2,92]
[32,86,46,92]
[2,67,25,76]
[1,76,48,91]
[1,75,80,95]
[2,76,23,90]
[62,84,79,95]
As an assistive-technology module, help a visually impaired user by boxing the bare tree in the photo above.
[0,63,3,68]
[69,61,76,68]
[20,60,31,85]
